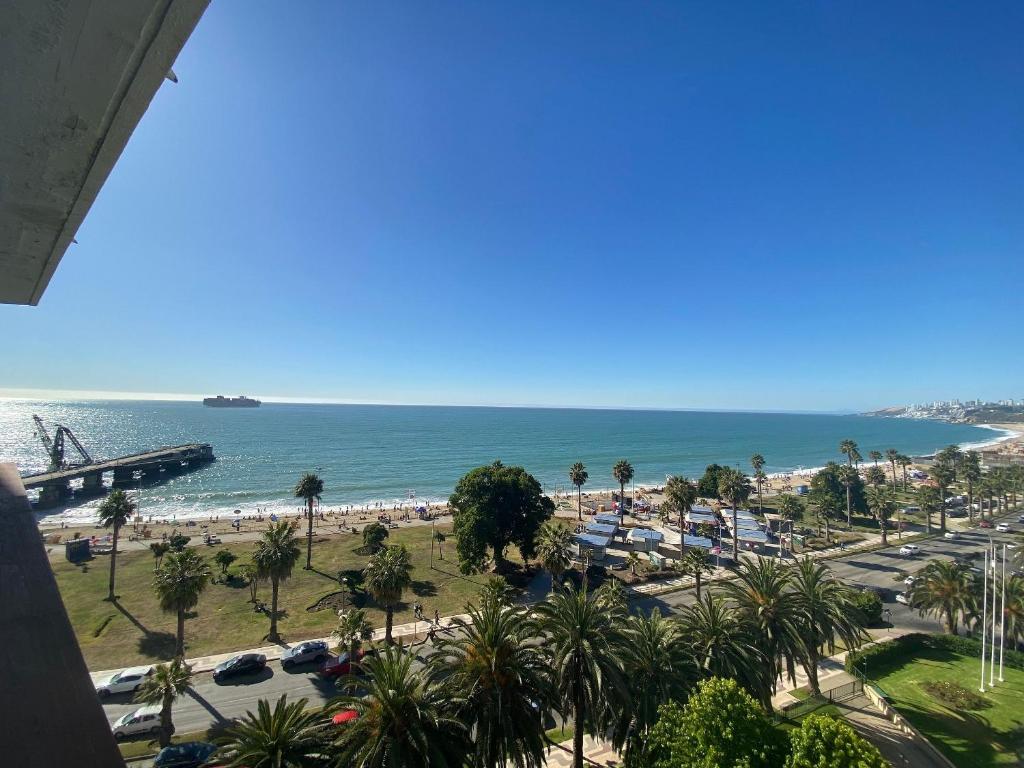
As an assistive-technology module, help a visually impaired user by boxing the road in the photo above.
[101,514,1020,741]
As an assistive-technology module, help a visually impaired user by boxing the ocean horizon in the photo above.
[1,399,1013,524]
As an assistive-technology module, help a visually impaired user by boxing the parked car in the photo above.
[996,523,1011,533]
[1018,514,1024,523]
[895,592,910,605]
[95,665,153,698]
[319,649,374,679]
[899,544,921,556]
[901,506,921,515]
[979,520,994,529]
[153,741,217,768]
[203,533,221,545]
[111,705,163,741]
[212,653,267,682]
[904,575,918,586]
[281,640,329,669]
[943,531,960,540]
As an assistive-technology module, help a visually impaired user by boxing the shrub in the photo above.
[168,533,190,551]
[920,681,989,710]
[785,714,887,768]
[849,589,883,627]
[361,522,389,553]
[846,633,1024,677]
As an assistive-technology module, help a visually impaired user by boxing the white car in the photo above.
[996,523,1011,533]
[943,531,959,540]
[896,592,910,605]
[95,666,153,698]
[111,705,162,741]
[899,544,921,556]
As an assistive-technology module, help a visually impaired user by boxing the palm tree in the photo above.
[149,541,169,570]
[789,558,867,694]
[252,520,300,643]
[429,599,550,768]
[721,556,802,708]
[677,547,713,600]
[682,592,768,702]
[332,645,469,767]
[836,464,857,528]
[626,551,642,577]
[909,560,974,635]
[885,449,900,493]
[334,608,373,663]
[717,467,751,561]
[240,563,259,603]
[533,586,628,768]
[778,495,804,556]
[866,486,895,546]
[1002,575,1024,650]
[962,451,982,521]
[612,460,634,522]
[898,454,912,492]
[153,549,211,658]
[217,694,329,768]
[535,521,574,589]
[916,484,941,535]
[865,465,886,489]
[569,462,589,521]
[869,450,882,467]
[479,576,517,607]
[839,439,859,466]
[608,610,696,765]
[932,461,954,533]
[214,549,237,578]
[134,658,192,747]
[294,473,324,570]
[98,489,134,601]
[663,475,697,558]
[750,454,766,513]
[364,544,413,643]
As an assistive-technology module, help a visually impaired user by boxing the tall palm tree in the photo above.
[535,521,574,590]
[612,460,634,523]
[789,558,867,694]
[677,547,713,600]
[294,473,324,570]
[836,464,857,528]
[429,599,551,768]
[885,449,900,493]
[364,544,413,643]
[533,586,628,768]
[778,495,804,556]
[721,556,802,708]
[962,451,982,521]
[608,610,696,765]
[866,486,896,546]
[334,608,373,662]
[252,520,301,643]
[932,461,955,533]
[98,489,135,601]
[839,439,859,467]
[909,560,974,635]
[750,454,766,513]
[869,450,882,467]
[153,549,210,658]
[898,454,912,492]
[332,645,469,767]
[479,576,516,608]
[149,541,169,570]
[134,658,192,747]
[569,462,588,521]
[1002,575,1024,650]
[664,475,697,558]
[717,467,751,561]
[682,592,768,703]
[916,484,941,535]
[217,694,329,768]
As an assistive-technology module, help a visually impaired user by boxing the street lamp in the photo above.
[883,608,892,631]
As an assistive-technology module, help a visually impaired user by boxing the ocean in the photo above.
[0,399,1010,524]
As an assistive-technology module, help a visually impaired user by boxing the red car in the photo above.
[979,520,994,529]
[318,649,373,679]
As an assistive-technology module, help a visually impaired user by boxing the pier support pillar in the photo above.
[79,472,105,495]
[112,468,135,486]
[37,480,70,508]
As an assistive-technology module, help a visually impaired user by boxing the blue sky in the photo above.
[3,1,1022,411]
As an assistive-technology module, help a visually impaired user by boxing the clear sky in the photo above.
[3,1,1022,411]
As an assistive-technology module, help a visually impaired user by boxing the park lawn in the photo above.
[53,524,502,670]
[871,645,1024,768]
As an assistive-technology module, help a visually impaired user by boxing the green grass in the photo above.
[117,727,223,760]
[871,644,1024,767]
[545,725,574,744]
[54,524,503,670]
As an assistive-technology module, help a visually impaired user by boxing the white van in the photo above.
[111,705,162,741]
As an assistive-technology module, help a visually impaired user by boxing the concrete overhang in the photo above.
[0,0,209,305]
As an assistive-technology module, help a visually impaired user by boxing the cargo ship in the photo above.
[203,395,261,408]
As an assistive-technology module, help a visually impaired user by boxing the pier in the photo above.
[22,444,215,508]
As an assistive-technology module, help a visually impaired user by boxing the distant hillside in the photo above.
[962,406,1024,424]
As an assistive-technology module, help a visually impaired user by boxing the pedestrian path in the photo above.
[833,693,948,768]
[533,735,618,768]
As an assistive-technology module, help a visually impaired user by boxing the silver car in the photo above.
[281,640,329,669]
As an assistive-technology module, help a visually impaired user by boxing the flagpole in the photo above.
[980,547,987,692]
[990,543,997,686]
[999,543,1006,682]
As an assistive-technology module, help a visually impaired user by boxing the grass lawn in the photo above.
[118,727,224,760]
[545,725,574,745]
[53,524,506,670]
[871,644,1024,767]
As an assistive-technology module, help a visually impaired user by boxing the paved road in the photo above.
[101,513,1020,742]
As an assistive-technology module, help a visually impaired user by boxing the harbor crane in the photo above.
[32,415,94,472]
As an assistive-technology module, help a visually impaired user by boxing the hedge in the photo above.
[846,632,1024,676]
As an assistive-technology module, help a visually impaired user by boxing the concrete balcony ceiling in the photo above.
[0,0,209,305]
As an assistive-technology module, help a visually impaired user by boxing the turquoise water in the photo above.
[0,399,1006,523]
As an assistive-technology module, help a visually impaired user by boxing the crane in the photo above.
[32,415,94,472]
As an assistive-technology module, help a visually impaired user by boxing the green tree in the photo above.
[153,549,211,658]
[1002,575,1024,649]
[645,678,787,768]
[751,454,766,512]
[534,586,628,768]
[836,464,857,527]
[332,645,469,767]
[677,547,713,600]
[98,489,134,601]
[683,593,769,702]
[252,520,300,643]
[785,714,888,768]
[569,461,589,521]
[613,459,635,522]
[479,576,516,608]
[429,599,550,768]
[334,608,373,662]
[697,463,727,500]
[916,484,942,534]
[214,549,237,577]
[364,544,413,643]
[240,563,259,603]
[217,694,329,768]
[626,551,642,576]
[134,658,192,747]
[810,462,866,521]
[909,559,974,635]
[869,450,882,467]
[168,532,190,551]
[931,460,955,533]
[663,475,698,557]
[898,454,913,492]
[535,521,574,589]
[361,521,389,553]
[294,473,324,571]
[149,541,169,570]
[865,486,896,546]
[962,451,982,521]
[778,495,805,555]
[433,529,446,560]
[864,465,886,489]
[790,558,867,694]
[717,468,751,560]
[849,589,883,627]
[885,448,900,493]
[839,439,859,466]
[449,461,554,574]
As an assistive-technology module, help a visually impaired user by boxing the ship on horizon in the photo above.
[203,395,261,408]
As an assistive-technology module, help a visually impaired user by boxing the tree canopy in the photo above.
[449,461,554,574]
[810,462,866,514]
[785,714,887,768]
[697,464,727,499]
